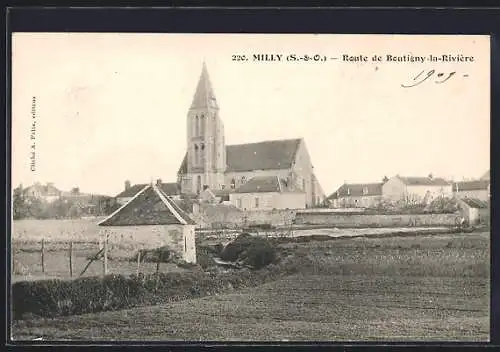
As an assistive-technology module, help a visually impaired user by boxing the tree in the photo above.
[13,184,27,220]
[382,176,389,183]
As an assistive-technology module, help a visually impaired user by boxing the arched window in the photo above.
[194,144,199,165]
[200,144,205,164]
[195,115,199,136]
[241,176,246,184]
[200,114,206,135]
[231,178,236,189]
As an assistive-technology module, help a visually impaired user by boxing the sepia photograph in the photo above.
[10,33,490,341]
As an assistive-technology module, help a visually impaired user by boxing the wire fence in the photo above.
[11,238,183,282]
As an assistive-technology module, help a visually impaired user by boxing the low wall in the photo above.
[192,203,459,229]
[295,212,459,228]
[193,204,295,229]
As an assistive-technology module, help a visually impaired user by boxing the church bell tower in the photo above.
[186,63,226,194]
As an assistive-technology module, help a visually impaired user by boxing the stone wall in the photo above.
[192,203,295,229]
[295,212,458,228]
[100,224,197,263]
[192,203,459,229]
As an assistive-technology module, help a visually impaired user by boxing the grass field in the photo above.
[11,231,490,341]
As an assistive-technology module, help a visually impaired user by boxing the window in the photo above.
[347,188,351,196]
[184,236,187,252]
[237,199,242,208]
[363,187,368,195]
[195,115,199,136]
[255,197,259,208]
[200,114,206,135]
[193,144,199,165]
[241,176,246,184]
[231,178,236,189]
[196,176,202,194]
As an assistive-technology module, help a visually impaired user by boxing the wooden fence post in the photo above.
[103,236,108,276]
[41,238,45,273]
[69,242,73,278]
[136,250,141,275]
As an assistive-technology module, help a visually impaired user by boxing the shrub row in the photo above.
[12,266,283,321]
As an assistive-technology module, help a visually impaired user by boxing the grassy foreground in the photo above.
[12,231,490,341]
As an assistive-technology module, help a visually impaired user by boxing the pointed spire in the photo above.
[190,62,219,110]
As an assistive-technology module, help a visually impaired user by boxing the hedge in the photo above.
[12,268,282,321]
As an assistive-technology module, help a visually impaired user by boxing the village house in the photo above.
[382,175,453,204]
[457,197,490,225]
[99,183,197,264]
[452,179,490,202]
[23,182,62,203]
[229,175,306,211]
[115,179,181,205]
[176,63,326,208]
[328,182,383,208]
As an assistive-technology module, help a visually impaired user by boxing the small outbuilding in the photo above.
[98,183,197,263]
[457,197,490,226]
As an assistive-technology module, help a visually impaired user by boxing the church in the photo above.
[177,63,325,208]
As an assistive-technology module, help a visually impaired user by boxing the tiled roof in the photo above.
[99,184,196,226]
[234,176,303,194]
[397,176,450,186]
[459,197,489,209]
[178,138,302,174]
[452,180,489,192]
[328,183,383,200]
[115,182,180,198]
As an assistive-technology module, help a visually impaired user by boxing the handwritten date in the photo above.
[401,69,468,88]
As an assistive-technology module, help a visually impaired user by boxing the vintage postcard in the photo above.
[10,33,490,341]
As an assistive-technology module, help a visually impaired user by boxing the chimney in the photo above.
[125,180,131,190]
[156,178,162,186]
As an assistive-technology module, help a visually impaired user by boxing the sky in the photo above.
[12,33,490,197]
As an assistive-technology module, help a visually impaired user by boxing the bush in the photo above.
[220,233,277,269]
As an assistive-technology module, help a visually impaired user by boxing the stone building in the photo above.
[328,182,383,208]
[98,183,197,264]
[177,63,325,208]
[452,180,490,202]
[229,175,306,211]
[382,175,453,204]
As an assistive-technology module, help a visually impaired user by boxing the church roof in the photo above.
[190,62,219,110]
[178,138,302,174]
[235,176,304,194]
[99,184,196,226]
